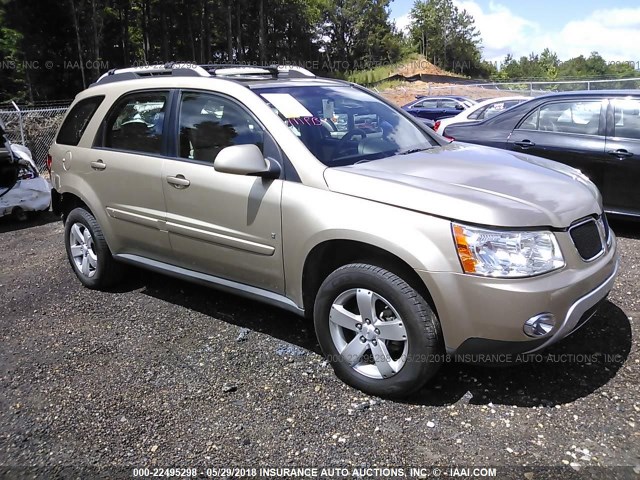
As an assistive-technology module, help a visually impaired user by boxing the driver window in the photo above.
[178,92,264,164]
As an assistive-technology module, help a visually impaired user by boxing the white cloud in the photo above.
[556,9,640,61]
[393,1,640,66]
[394,13,412,34]
[454,0,540,62]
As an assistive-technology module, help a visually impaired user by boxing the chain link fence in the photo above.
[0,103,70,172]
[426,77,640,98]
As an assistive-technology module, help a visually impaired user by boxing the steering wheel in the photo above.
[334,128,368,157]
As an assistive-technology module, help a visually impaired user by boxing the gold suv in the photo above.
[49,64,618,397]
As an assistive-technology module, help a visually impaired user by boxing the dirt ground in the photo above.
[379,81,533,106]
[0,212,639,479]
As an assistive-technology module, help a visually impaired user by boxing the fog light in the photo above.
[524,313,556,337]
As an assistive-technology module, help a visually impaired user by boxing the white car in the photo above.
[434,96,530,134]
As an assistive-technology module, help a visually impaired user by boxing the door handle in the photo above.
[166,175,191,188]
[607,149,633,159]
[90,160,106,170]
[514,140,535,148]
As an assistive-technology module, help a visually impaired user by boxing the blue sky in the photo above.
[390,0,640,64]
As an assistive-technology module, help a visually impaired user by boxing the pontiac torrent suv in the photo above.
[49,64,618,397]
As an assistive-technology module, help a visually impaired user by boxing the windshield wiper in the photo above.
[397,147,432,156]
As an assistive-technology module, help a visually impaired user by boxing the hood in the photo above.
[323,143,602,228]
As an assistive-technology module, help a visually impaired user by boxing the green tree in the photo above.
[408,0,482,75]
[0,5,25,101]
[322,0,403,71]
[539,48,559,80]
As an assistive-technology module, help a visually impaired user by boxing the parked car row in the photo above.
[401,95,476,121]
[434,96,530,133]
[401,95,530,135]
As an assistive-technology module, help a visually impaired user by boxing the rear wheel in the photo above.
[64,207,123,289]
[314,263,443,398]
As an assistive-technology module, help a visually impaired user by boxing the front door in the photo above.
[161,90,284,293]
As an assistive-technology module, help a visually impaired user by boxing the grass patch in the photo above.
[346,54,424,86]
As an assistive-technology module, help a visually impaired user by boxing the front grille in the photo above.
[570,218,604,261]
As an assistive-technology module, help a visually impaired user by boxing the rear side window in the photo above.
[414,99,437,108]
[439,99,458,109]
[56,96,104,146]
[612,99,640,140]
[102,91,169,154]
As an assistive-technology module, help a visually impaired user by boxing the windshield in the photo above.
[253,85,438,166]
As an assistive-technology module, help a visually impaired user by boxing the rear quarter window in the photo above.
[612,99,640,140]
[57,96,105,146]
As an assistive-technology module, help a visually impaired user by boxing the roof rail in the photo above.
[91,63,315,86]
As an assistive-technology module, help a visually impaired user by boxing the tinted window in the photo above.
[178,92,264,163]
[104,91,168,154]
[57,96,104,146]
[518,101,602,135]
[613,99,640,140]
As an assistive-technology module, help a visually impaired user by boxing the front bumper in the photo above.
[526,259,617,352]
[417,231,618,355]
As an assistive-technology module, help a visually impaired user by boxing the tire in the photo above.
[314,263,443,398]
[64,207,123,289]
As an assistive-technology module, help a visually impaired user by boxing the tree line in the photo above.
[0,0,407,102]
[0,0,637,103]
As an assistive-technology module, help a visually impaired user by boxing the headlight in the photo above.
[452,223,564,278]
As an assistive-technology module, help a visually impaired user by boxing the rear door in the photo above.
[88,89,172,260]
[507,99,608,190]
[603,97,640,215]
[161,90,284,293]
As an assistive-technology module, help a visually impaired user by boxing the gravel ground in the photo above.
[0,213,639,479]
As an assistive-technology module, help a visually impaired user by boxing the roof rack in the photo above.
[92,63,315,86]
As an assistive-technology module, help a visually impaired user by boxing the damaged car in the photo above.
[0,121,51,220]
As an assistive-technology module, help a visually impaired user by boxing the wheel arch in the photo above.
[54,184,118,252]
[301,239,438,320]
[59,191,93,221]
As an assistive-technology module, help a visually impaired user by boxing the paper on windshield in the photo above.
[261,93,312,119]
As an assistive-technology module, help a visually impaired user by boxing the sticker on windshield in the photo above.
[261,93,312,118]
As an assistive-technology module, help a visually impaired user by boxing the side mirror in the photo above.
[214,144,281,179]
[455,104,465,110]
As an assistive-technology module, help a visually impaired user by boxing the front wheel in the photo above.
[313,263,443,398]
